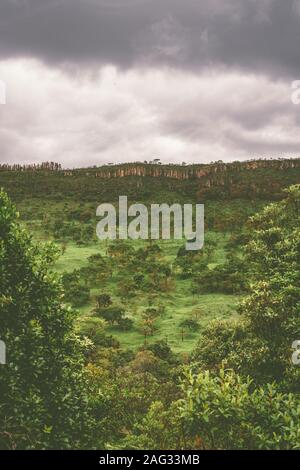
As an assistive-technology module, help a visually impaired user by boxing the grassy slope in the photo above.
[16,196,241,355]
[3,165,296,354]
[53,235,240,354]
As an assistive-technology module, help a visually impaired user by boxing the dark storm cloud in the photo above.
[1,1,300,167]
[0,0,300,76]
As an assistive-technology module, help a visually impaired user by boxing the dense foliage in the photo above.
[193,185,300,387]
[0,177,299,450]
[0,191,95,449]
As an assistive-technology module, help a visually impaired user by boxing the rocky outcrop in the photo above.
[91,158,300,181]
[4,159,298,185]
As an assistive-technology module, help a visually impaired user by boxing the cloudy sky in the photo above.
[0,0,300,167]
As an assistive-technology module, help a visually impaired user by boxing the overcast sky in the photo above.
[0,0,300,167]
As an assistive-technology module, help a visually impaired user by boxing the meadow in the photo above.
[18,200,240,354]
[53,236,240,354]
[8,179,252,356]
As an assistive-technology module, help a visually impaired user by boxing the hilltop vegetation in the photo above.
[1,158,300,203]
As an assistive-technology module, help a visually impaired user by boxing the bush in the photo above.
[117,318,134,331]
[193,256,248,295]
[179,368,300,450]
[180,319,200,332]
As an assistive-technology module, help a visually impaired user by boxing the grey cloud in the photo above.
[159,71,300,158]
[1,61,299,167]
[1,2,300,167]
[0,0,300,76]
[226,128,300,155]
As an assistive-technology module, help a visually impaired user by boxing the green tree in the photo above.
[0,191,95,449]
[179,368,300,450]
[239,185,300,384]
[95,305,125,325]
[96,294,112,309]
[193,186,300,386]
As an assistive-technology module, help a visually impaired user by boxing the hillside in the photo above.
[0,158,300,203]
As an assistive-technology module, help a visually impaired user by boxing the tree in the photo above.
[96,294,112,309]
[238,185,300,385]
[179,318,200,332]
[192,255,248,295]
[119,401,185,450]
[192,186,300,386]
[179,368,300,450]
[0,191,95,449]
[62,271,90,307]
[117,317,134,331]
[143,340,176,363]
[95,306,125,325]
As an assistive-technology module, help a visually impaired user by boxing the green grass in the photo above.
[106,291,239,354]
[55,244,104,273]
[52,234,241,354]
[16,194,242,355]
